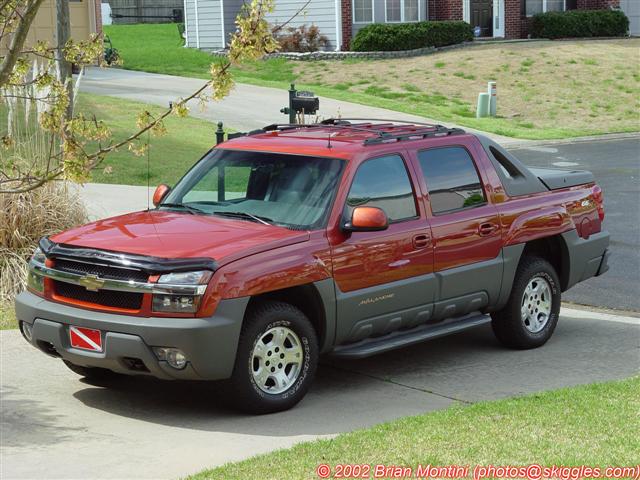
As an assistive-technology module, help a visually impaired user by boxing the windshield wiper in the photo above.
[212,211,273,225]
[159,202,207,215]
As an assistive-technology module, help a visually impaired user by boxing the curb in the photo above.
[506,132,640,149]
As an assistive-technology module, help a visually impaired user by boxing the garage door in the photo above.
[620,0,640,36]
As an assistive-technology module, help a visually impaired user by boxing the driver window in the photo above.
[345,154,417,223]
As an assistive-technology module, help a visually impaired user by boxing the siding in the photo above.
[265,0,339,50]
[184,0,224,49]
[352,0,427,37]
[620,0,639,36]
[223,0,244,46]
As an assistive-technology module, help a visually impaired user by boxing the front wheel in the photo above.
[491,256,561,349]
[228,301,319,414]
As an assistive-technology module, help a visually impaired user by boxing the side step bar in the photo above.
[330,314,491,360]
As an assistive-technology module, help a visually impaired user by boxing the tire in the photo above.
[63,360,115,380]
[491,256,561,349]
[228,301,319,414]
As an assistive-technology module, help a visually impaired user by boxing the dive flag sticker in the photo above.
[69,326,103,352]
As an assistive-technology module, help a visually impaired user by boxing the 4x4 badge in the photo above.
[78,274,104,292]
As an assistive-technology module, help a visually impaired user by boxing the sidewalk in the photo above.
[80,67,520,145]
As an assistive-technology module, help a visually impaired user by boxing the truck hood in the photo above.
[50,210,309,266]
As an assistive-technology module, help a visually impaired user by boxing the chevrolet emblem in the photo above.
[78,274,105,292]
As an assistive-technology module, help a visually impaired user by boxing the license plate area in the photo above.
[69,326,103,352]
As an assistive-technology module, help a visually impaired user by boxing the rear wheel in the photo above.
[491,256,561,349]
[228,301,318,414]
[63,360,115,380]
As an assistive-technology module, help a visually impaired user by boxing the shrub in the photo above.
[530,9,629,39]
[0,184,88,303]
[275,24,330,52]
[351,21,473,52]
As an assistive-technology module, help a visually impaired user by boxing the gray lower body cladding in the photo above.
[14,291,249,380]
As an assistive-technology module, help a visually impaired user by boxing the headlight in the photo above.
[27,247,46,294]
[157,270,212,285]
[152,270,212,314]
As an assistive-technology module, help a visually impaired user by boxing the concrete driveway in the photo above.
[1,308,638,479]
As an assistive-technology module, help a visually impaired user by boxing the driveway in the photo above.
[1,307,638,479]
[79,67,518,145]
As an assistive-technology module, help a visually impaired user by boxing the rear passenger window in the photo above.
[346,154,417,222]
[418,147,486,215]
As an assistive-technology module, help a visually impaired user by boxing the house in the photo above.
[183,0,624,51]
[27,0,101,47]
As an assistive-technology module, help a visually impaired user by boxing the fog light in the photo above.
[153,347,187,369]
[20,321,33,342]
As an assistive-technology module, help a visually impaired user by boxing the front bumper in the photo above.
[15,291,249,380]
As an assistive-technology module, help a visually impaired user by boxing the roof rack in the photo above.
[224,120,465,146]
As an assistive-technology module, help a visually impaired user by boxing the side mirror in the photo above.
[343,206,389,232]
[152,184,171,207]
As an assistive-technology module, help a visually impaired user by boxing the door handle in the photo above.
[478,222,499,236]
[412,233,431,249]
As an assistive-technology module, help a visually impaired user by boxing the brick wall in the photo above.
[341,0,352,50]
[577,0,619,7]
[430,0,463,19]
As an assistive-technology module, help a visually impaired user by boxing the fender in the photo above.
[199,232,337,350]
[503,205,574,246]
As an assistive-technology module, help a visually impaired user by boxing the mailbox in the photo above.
[281,84,320,123]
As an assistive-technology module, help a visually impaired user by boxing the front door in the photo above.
[471,0,493,37]
[330,153,435,345]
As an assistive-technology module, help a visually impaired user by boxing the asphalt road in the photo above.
[1,308,638,479]
[510,138,640,312]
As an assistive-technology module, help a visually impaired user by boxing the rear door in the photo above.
[412,144,503,319]
[330,153,435,345]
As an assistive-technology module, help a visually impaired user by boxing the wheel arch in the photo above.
[246,279,336,353]
[521,234,570,291]
[496,233,571,311]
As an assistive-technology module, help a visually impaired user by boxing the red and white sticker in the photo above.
[69,326,103,352]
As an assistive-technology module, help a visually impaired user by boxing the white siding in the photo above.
[266,0,339,50]
[620,0,639,36]
[184,0,224,50]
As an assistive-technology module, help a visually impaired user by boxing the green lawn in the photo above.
[1,303,17,330]
[76,93,220,186]
[190,377,640,480]
[105,24,640,140]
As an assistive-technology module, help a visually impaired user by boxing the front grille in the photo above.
[54,258,149,282]
[54,280,143,310]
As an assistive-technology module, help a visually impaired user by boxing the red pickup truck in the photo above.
[15,120,609,413]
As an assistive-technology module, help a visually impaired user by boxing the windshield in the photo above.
[161,149,345,230]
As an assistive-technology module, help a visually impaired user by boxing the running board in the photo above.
[330,314,491,359]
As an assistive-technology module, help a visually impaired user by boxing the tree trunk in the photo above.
[56,0,74,119]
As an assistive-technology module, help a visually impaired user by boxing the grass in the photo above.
[75,94,221,186]
[105,24,640,140]
[1,303,17,330]
[189,377,640,480]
